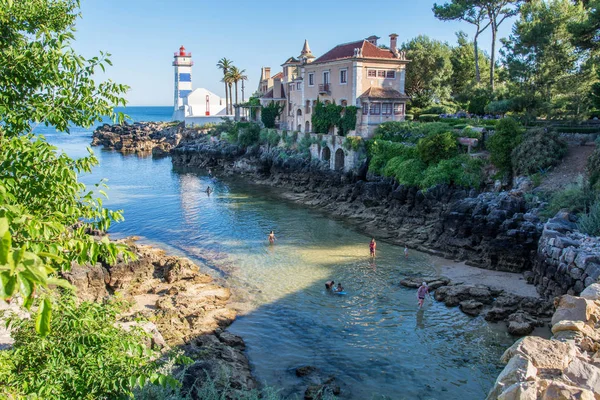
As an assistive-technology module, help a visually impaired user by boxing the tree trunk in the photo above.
[224,80,229,115]
[234,81,239,106]
[490,21,497,92]
[474,30,481,84]
[228,83,233,114]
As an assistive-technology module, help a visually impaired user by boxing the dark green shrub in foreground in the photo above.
[416,132,458,165]
[587,147,600,189]
[487,118,524,175]
[367,140,417,175]
[421,155,484,189]
[578,201,600,236]
[0,296,178,399]
[237,123,261,147]
[383,157,426,186]
[261,102,283,128]
[541,178,596,218]
[511,128,568,175]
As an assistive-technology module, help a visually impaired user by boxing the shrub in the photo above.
[338,106,358,136]
[367,140,417,175]
[343,136,363,151]
[578,201,600,236]
[511,128,568,175]
[405,114,414,121]
[421,155,484,189]
[553,126,600,134]
[422,105,453,115]
[237,123,261,148]
[541,177,595,218]
[259,129,280,147]
[260,102,283,128]
[461,126,483,139]
[419,114,440,122]
[416,132,458,165]
[588,147,600,189]
[373,121,449,143]
[0,296,177,399]
[383,157,426,186]
[485,99,513,115]
[487,118,524,175]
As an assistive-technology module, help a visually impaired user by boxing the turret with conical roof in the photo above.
[299,39,315,63]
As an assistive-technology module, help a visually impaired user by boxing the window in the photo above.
[289,84,294,92]
[297,82,301,90]
[362,103,369,115]
[382,103,392,115]
[308,73,314,86]
[386,70,396,79]
[394,103,404,115]
[367,69,377,78]
[340,69,347,84]
[369,103,381,115]
[377,70,386,78]
[323,71,330,84]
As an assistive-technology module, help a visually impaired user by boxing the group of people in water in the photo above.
[268,232,429,307]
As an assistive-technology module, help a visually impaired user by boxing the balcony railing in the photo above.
[318,83,330,94]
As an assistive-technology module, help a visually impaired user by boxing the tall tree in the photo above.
[433,0,490,83]
[501,0,589,117]
[216,58,233,114]
[569,0,600,52]
[480,0,523,91]
[450,31,491,97]
[227,66,247,107]
[401,35,454,109]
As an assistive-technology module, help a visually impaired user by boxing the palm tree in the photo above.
[227,67,248,107]
[216,58,233,114]
[224,73,234,114]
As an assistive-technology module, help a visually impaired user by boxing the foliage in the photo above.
[374,121,454,143]
[405,114,414,121]
[487,117,524,174]
[569,0,600,52]
[401,35,454,108]
[511,128,568,175]
[461,126,483,139]
[260,102,283,129]
[485,99,513,115]
[237,123,261,148]
[587,146,600,189]
[449,32,492,99]
[578,200,600,236]
[343,136,363,151]
[421,155,484,188]
[419,114,441,122]
[422,104,455,115]
[383,157,426,186]
[416,132,458,165]
[311,99,342,134]
[466,86,492,115]
[338,106,358,136]
[541,177,596,217]
[207,119,235,136]
[0,295,179,399]
[259,128,280,148]
[367,140,417,175]
[245,96,261,120]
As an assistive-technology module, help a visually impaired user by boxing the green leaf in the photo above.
[158,375,167,387]
[18,272,33,299]
[47,278,75,291]
[0,230,11,265]
[35,297,52,337]
[128,375,136,388]
[3,275,17,299]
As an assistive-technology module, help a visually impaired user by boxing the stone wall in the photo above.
[487,284,600,399]
[533,212,600,299]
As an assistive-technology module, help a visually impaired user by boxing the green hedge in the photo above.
[553,126,600,134]
[419,114,440,122]
[511,128,567,175]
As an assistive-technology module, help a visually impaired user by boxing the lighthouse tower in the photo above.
[173,46,193,112]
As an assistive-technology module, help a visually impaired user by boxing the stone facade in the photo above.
[533,212,600,299]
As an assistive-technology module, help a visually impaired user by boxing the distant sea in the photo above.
[114,106,173,123]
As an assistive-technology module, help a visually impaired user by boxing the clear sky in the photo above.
[73,0,515,106]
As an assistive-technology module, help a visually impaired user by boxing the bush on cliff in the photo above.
[416,132,458,165]
[260,102,283,129]
[487,118,524,175]
[578,200,600,236]
[542,177,596,218]
[587,146,600,190]
[373,121,449,143]
[367,140,417,175]
[0,295,178,399]
[421,155,484,189]
[237,123,261,148]
[511,128,567,175]
[383,157,426,186]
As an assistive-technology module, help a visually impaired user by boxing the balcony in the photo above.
[318,83,330,94]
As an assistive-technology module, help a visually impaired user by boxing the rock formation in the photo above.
[487,284,600,399]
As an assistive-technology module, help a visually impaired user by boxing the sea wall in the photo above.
[171,137,543,273]
[487,284,600,399]
[533,213,600,299]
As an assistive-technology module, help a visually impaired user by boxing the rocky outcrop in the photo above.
[487,283,600,399]
[92,121,191,156]
[533,212,600,298]
[63,239,256,393]
[172,136,543,273]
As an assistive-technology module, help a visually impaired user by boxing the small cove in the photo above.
[40,109,527,399]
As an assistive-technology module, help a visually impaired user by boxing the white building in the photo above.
[171,46,229,125]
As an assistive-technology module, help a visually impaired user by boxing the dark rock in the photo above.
[296,366,317,377]
[459,300,484,316]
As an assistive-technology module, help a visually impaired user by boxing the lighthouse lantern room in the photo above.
[173,46,193,111]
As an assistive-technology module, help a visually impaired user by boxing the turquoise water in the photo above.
[38,107,513,400]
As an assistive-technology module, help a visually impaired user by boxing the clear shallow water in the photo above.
[38,107,514,400]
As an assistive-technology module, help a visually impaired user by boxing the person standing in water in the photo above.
[369,238,377,258]
[268,230,276,244]
[417,282,429,308]
[404,246,408,258]
[206,186,212,196]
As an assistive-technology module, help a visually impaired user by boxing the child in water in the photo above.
[325,280,335,290]
[369,238,376,258]
[268,230,276,244]
[334,283,344,293]
[417,282,429,308]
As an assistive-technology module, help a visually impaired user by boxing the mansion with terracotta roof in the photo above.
[257,34,409,137]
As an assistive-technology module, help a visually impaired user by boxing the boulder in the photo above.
[501,337,577,370]
[117,321,167,350]
[163,256,201,283]
[459,300,484,316]
[296,366,317,377]
[62,262,109,302]
[580,283,600,301]
[551,320,599,341]
[551,295,596,326]
[563,357,600,396]
[540,381,596,400]
[507,312,540,336]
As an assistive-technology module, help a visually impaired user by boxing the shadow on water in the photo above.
[43,128,514,400]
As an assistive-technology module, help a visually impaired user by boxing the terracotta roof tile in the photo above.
[313,39,398,63]
[359,87,409,100]
[272,72,283,80]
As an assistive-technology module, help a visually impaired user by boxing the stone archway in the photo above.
[322,146,331,167]
[296,109,303,132]
[334,148,345,171]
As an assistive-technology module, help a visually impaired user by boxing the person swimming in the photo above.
[325,280,335,290]
[268,230,276,244]
[334,283,344,293]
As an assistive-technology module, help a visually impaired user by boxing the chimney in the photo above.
[389,33,399,57]
[264,67,271,80]
[366,35,380,46]
[273,76,282,99]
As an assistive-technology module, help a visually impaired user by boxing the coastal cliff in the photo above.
[171,136,543,274]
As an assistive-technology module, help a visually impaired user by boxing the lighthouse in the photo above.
[173,45,193,112]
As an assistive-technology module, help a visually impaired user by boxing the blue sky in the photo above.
[74,0,515,106]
